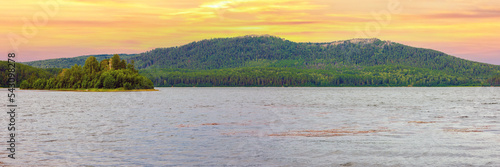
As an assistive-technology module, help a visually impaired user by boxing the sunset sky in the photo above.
[1,0,500,64]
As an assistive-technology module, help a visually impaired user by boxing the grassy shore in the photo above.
[23,88,158,92]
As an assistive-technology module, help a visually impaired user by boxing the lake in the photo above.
[2,87,500,166]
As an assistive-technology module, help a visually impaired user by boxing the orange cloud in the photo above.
[0,0,499,64]
[410,8,500,19]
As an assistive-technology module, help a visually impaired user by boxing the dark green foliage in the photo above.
[83,56,100,74]
[127,60,137,73]
[33,79,46,89]
[129,36,500,78]
[100,59,110,71]
[140,66,487,87]
[102,74,115,89]
[21,56,154,90]
[22,54,137,68]
[123,82,133,90]
[20,80,30,89]
[488,75,500,86]
[130,36,500,87]
[0,61,54,87]
[44,68,63,75]
[15,36,500,87]
[111,54,121,70]
[138,76,154,89]
[120,60,127,70]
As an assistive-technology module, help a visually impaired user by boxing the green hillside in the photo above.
[20,35,500,87]
[0,61,55,87]
[19,55,154,90]
[133,35,500,86]
[131,36,498,76]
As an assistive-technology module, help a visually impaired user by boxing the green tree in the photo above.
[83,56,100,74]
[119,60,126,70]
[127,60,136,72]
[100,59,109,71]
[111,54,121,70]
[20,80,30,89]
[33,79,46,89]
[123,82,133,90]
[103,74,116,89]
[17,53,156,90]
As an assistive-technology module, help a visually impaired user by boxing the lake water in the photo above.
[2,87,500,166]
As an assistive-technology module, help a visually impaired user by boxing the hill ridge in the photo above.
[21,35,500,76]
[16,35,500,87]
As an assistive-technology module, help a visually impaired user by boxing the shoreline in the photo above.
[7,86,499,90]
[153,85,497,88]
[20,88,159,92]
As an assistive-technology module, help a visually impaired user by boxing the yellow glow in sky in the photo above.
[1,0,499,64]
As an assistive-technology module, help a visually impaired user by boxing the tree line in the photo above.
[140,65,495,87]
[130,36,500,79]
[20,54,154,90]
[23,54,138,69]
[0,61,55,87]
[15,36,500,87]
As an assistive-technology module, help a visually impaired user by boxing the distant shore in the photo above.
[20,88,159,92]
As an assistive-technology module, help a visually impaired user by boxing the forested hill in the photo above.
[0,61,55,87]
[19,35,500,87]
[23,35,500,76]
[130,35,499,77]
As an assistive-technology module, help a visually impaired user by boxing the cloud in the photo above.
[163,0,324,22]
[1,0,500,64]
[407,8,500,19]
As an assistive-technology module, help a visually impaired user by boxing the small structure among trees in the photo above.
[20,54,153,90]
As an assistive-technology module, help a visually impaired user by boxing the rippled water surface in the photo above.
[2,87,500,166]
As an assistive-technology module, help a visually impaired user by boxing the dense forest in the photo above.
[20,54,154,90]
[133,36,500,86]
[140,66,488,87]
[130,36,499,77]
[20,35,500,87]
[24,54,137,69]
[0,61,55,87]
